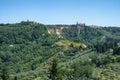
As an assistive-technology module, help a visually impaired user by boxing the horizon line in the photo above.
[0,20,119,27]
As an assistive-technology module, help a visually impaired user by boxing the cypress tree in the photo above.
[49,59,58,80]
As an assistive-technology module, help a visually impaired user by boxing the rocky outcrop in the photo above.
[47,23,86,35]
[48,27,64,35]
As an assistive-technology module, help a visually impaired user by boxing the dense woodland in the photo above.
[0,21,120,80]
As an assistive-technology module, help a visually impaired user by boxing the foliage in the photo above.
[0,68,9,80]
[0,21,61,75]
[71,61,93,80]
[94,42,117,53]
[62,26,120,47]
[113,47,120,55]
[48,59,59,80]
[0,22,120,80]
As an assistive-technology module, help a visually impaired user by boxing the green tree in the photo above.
[72,62,93,79]
[48,59,59,80]
[14,76,17,80]
[113,47,120,55]
[0,68,9,80]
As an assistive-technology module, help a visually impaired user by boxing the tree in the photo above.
[72,62,93,79]
[14,76,17,80]
[0,68,9,80]
[48,59,59,80]
[113,47,120,55]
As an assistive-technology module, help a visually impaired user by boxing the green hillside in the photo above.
[0,21,61,74]
[62,26,120,47]
[0,21,120,80]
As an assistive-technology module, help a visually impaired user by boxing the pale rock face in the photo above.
[48,30,51,34]
[48,28,62,35]
[47,23,85,35]
[47,26,68,35]
[56,29,61,35]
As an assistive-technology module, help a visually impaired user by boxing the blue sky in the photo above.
[0,0,120,26]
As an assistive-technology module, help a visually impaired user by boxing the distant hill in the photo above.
[47,23,120,47]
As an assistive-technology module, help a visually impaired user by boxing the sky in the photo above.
[0,0,120,26]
